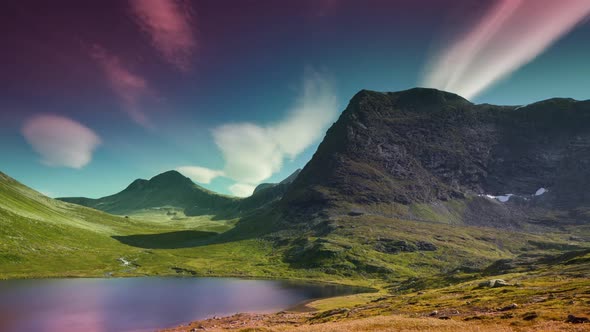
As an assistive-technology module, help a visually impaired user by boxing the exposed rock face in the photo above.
[253,169,301,194]
[282,88,590,227]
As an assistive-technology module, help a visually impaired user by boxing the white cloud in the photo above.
[181,70,338,197]
[229,183,256,197]
[213,70,338,184]
[176,166,224,184]
[422,0,590,100]
[22,114,101,169]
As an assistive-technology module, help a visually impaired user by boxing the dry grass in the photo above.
[165,313,590,332]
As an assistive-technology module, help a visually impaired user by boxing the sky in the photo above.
[1,0,589,198]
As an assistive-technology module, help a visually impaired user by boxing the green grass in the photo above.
[3,171,590,332]
[1,171,589,297]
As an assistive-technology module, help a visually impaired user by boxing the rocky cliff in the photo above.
[282,88,590,229]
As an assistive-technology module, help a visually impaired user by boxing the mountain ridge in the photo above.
[278,88,590,230]
[59,169,302,217]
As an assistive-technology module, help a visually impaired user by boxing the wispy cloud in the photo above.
[214,70,337,185]
[181,70,338,197]
[229,183,257,197]
[22,114,101,169]
[129,0,197,71]
[176,166,224,184]
[90,44,153,128]
[422,0,590,100]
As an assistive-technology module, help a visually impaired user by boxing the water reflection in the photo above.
[0,278,370,332]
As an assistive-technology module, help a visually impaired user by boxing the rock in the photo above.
[463,316,484,321]
[311,308,350,320]
[566,315,590,324]
[429,310,438,316]
[498,303,518,311]
[374,239,417,254]
[416,241,438,251]
[439,316,451,320]
[522,312,538,321]
[479,279,510,288]
[347,210,364,216]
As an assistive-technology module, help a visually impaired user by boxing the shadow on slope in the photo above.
[112,230,218,249]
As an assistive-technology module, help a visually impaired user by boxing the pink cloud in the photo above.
[423,0,590,99]
[129,0,197,71]
[22,114,101,169]
[89,44,153,128]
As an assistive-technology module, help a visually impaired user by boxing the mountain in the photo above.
[0,171,151,277]
[59,169,302,217]
[281,88,590,230]
[60,170,238,216]
[253,169,301,194]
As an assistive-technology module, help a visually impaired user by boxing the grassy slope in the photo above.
[2,172,589,330]
[2,171,588,284]
[0,172,363,285]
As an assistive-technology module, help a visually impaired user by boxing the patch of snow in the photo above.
[496,194,513,202]
[482,193,514,203]
[514,104,528,111]
[535,188,547,196]
[118,257,130,266]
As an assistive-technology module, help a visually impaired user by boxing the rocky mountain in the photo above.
[281,88,590,229]
[253,169,301,194]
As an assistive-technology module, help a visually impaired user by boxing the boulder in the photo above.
[566,315,590,324]
[478,279,510,288]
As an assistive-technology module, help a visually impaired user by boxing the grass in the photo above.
[2,171,590,331]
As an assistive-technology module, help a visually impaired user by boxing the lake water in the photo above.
[0,277,368,332]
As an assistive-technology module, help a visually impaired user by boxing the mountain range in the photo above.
[60,88,590,235]
[2,88,589,284]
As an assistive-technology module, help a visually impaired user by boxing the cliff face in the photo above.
[282,88,590,227]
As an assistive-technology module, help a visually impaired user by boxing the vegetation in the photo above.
[2,171,589,331]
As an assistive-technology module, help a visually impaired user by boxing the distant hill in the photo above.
[59,169,302,217]
[60,170,238,216]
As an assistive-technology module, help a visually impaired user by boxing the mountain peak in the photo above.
[149,170,193,187]
[392,87,470,106]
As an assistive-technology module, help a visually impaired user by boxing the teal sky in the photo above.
[1,0,589,198]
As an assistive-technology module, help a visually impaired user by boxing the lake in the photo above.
[0,277,368,332]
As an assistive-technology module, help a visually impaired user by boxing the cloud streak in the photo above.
[176,166,224,184]
[130,0,197,71]
[422,0,590,100]
[183,70,338,197]
[90,44,153,128]
[22,114,101,169]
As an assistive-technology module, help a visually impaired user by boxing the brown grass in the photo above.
[165,313,590,332]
